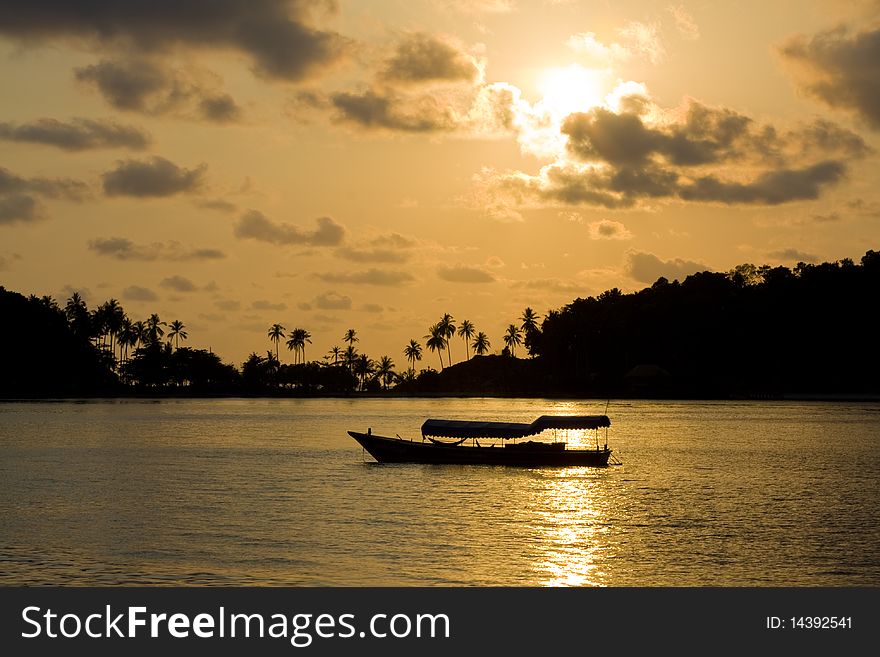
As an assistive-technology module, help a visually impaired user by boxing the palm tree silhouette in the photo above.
[344,345,358,373]
[458,319,475,360]
[403,339,422,377]
[425,323,447,370]
[327,345,342,366]
[439,313,456,365]
[343,329,358,373]
[168,320,187,350]
[520,307,539,334]
[503,324,523,357]
[268,323,286,360]
[285,328,312,364]
[299,329,312,363]
[472,331,491,356]
[375,356,396,389]
[146,314,166,346]
[354,354,375,391]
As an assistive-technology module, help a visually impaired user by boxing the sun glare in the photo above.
[537,64,608,118]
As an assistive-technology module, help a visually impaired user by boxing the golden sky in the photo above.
[1,0,878,365]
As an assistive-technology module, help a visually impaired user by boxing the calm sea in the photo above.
[1,398,878,586]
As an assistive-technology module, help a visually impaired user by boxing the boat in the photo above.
[348,414,613,467]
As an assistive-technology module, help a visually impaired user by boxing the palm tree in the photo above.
[458,319,475,360]
[520,307,540,334]
[403,339,423,377]
[439,313,456,365]
[268,323,286,360]
[503,324,523,357]
[64,292,90,338]
[425,323,447,370]
[132,320,146,349]
[327,345,342,366]
[168,320,187,350]
[375,356,396,390]
[299,329,312,363]
[354,354,375,391]
[344,329,358,348]
[146,314,166,345]
[520,306,541,357]
[343,345,358,372]
[472,331,491,356]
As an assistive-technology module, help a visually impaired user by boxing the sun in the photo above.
[537,64,608,118]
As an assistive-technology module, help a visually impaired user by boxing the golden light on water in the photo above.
[532,470,610,587]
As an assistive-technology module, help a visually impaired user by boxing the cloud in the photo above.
[510,278,585,293]
[314,268,415,286]
[678,161,846,205]
[624,250,708,283]
[251,299,287,311]
[0,166,89,224]
[88,237,225,261]
[666,5,700,40]
[0,0,348,82]
[74,58,243,122]
[215,299,241,311]
[315,291,352,310]
[102,156,206,197]
[617,21,666,65]
[0,117,150,151]
[767,248,818,263]
[437,264,496,283]
[780,26,880,129]
[328,89,459,132]
[489,97,862,209]
[159,275,197,292]
[234,211,345,246]
[360,303,384,313]
[442,0,515,12]
[335,246,410,263]
[567,21,665,65]
[197,199,238,213]
[587,219,633,240]
[381,33,479,85]
[122,285,158,301]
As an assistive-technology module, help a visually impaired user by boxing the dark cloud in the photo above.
[122,285,158,301]
[252,299,287,311]
[0,117,150,151]
[624,251,708,283]
[102,156,206,197]
[437,264,495,283]
[0,194,42,224]
[335,246,410,263]
[160,275,197,292]
[679,161,846,205]
[315,291,351,310]
[199,93,242,122]
[314,268,414,285]
[499,98,860,208]
[329,89,458,132]
[215,299,241,311]
[767,248,818,263]
[234,211,345,246]
[381,33,478,85]
[0,166,88,223]
[360,303,384,313]
[0,0,348,82]
[781,26,880,129]
[297,302,313,311]
[88,237,225,261]
[197,199,238,213]
[369,232,417,248]
[75,58,243,122]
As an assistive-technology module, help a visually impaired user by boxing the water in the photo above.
[1,398,878,586]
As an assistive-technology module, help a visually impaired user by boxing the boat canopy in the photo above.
[421,415,610,440]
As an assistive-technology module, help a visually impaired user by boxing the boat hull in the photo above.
[348,432,611,467]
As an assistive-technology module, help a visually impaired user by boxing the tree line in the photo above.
[2,248,878,397]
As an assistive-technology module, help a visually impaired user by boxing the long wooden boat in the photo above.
[348,415,613,467]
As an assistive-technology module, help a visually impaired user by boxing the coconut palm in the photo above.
[425,323,447,370]
[403,339,422,377]
[286,328,312,364]
[267,323,286,360]
[327,345,342,366]
[168,320,187,350]
[146,314,166,346]
[520,307,540,334]
[472,331,491,356]
[343,345,358,372]
[132,320,146,349]
[64,292,90,338]
[344,329,358,348]
[438,313,456,365]
[375,356,396,390]
[354,354,375,390]
[503,324,523,357]
[458,319,475,360]
[298,329,312,363]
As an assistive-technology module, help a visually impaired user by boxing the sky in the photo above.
[1,0,878,366]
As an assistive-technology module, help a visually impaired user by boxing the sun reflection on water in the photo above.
[531,468,610,587]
